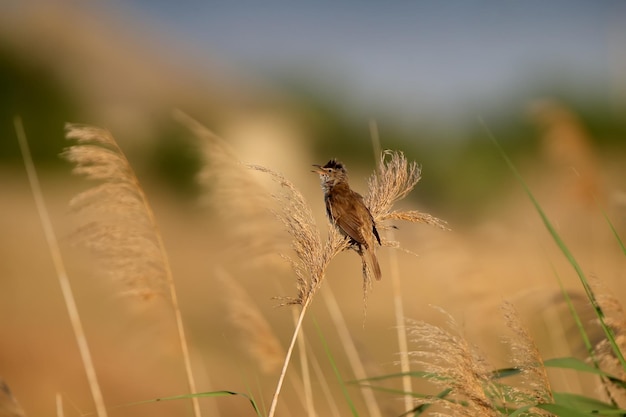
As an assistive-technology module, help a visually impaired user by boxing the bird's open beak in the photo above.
[311,164,324,174]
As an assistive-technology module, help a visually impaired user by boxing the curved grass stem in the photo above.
[15,116,109,417]
[268,298,311,417]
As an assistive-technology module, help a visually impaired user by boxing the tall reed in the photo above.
[61,123,202,417]
[250,150,447,416]
[15,117,108,417]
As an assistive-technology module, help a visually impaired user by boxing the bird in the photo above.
[312,159,382,280]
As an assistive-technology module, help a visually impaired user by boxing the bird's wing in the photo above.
[326,188,369,245]
[372,220,381,245]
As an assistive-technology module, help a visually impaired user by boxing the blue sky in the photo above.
[107,1,625,123]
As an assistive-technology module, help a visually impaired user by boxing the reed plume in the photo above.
[62,123,202,417]
[501,301,553,414]
[407,311,500,417]
[63,125,168,300]
[366,150,448,232]
[364,151,449,288]
[405,305,561,416]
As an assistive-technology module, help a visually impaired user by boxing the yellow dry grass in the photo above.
[1,112,625,416]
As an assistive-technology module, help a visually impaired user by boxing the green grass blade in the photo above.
[545,357,626,389]
[544,258,625,406]
[114,391,261,415]
[545,357,607,375]
[252,375,267,417]
[602,209,626,256]
[347,384,444,400]
[548,260,598,361]
[552,392,621,413]
[410,388,453,416]
[15,117,109,417]
[505,394,613,417]
[490,367,522,379]
[482,120,626,373]
[537,402,601,417]
[348,371,444,384]
[507,404,534,417]
[314,318,359,417]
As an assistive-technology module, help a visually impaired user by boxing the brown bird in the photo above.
[312,159,382,280]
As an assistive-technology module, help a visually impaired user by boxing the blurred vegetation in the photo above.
[148,122,204,198]
[287,74,626,221]
[2,42,625,222]
[0,42,83,169]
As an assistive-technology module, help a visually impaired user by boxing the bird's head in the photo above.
[312,159,348,190]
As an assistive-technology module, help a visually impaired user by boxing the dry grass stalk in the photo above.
[15,117,108,417]
[291,307,317,417]
[250,163,339,417]
[407,312,499,417]
[321,284,383,417]
[501,301,553,414]
[175,112,316,414]
[62,123,202,417]
[370,123,416,413]
[216,268,285,375]
[55,393,63,417]
[308,350,342,417]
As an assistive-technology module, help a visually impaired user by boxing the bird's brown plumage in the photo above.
[313,160,382,280]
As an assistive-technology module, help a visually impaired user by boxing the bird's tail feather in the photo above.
[365,246,382,281]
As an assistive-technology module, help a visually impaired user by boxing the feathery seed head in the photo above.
[62,123,169,303]
[257,150,446,305]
